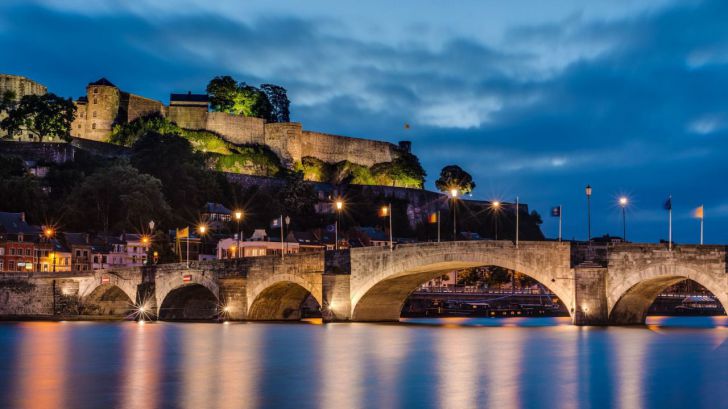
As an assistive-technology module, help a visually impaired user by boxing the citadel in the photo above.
[0,73,410,168]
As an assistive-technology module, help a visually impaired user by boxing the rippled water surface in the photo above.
[0,317,726,409]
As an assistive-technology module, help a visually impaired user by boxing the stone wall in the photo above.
[168,105,208,130]
[0,141,76,163]
[299,130,396,167]
[121,93,165,123]
[205,112,266,145]
[84,84,120,141]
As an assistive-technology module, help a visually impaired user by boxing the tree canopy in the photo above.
[206,76,289,122]
[435,165,475,194]
[0,93,76,142]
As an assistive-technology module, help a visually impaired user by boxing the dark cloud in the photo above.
[1,1,727,242]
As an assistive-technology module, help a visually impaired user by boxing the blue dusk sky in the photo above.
[1,0,727,243]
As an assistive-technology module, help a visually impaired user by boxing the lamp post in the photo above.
[146,220,155,266]
[234,210,243,258]
[491,201,501,240]
[198,224,207,261]
[619,196,628,242]
[450,189,459,241]
[382,204,393,251]
[44,227,55,272]
[585,185,592,242]
[284,215,290,259]
[335,200,343,250]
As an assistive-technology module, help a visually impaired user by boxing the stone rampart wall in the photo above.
[299,130,396,167]
[205,112,266,145]
[123,93,165,123]
[168,105,208,130]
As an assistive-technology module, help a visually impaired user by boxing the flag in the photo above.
[550,206,561,217]
[325,224,336,233]
[663,197,672,210]
[694,205,704,219]
[428,212,438,224]
[271,217,282,228]
[176,227,189,238]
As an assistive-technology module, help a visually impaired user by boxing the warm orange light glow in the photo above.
[619,196,628,207]
[141,235,150,245]
[492,201,501,208]
[335,200,344,210]
[234,211,243,221]
[198,225,207,234]
[44,227,54,238]
[450,188,458,198]
[381,206,389,216]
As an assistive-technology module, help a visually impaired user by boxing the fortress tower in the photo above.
[83,78,121,141]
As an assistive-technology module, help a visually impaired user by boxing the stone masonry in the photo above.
[0,242,725,325]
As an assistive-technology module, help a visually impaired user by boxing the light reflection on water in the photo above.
[0,317,726,409]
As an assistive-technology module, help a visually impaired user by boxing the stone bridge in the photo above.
[0,241,725,325]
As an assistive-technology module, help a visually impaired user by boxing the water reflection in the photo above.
[0,318,726,409]
[14,322,69,409]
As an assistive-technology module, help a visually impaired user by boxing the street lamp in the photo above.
[450,189,459,241]
[491,201,501,240]
[585,185,592,242]
[198,224,208,258]
[381,204,393,251]
[43,227,55,272]
[234,210,243,258]
[619,196,628,242]
[335,200,344,250]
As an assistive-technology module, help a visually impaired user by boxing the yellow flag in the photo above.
[177,227,189,238]
[693,205,704,219]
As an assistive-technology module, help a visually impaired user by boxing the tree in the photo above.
[130,132,223,224]
[260,84,290,122]
[435,165,475,194]
[64,164,171,233]
[0,93,76,142]
[0,90,16,114]
[277,171,319,228]
[206,76,274,120]
[206,76,239,113]
[530,210,543,225]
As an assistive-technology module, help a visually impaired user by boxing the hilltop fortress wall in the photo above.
[67,78,402,168]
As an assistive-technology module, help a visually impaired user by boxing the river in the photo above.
[0,316,726,409]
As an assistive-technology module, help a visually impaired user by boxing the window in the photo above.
[9,261,15,270]
[26,249,31,256]
[92,123,96,129]
[18,234,23,242]
[75,250,81,257]
[10,248,15,256]
[0,248,4,256]
[93,111,97,118]
[93,88,98,94]
[93,98,98,104]
[0,260,3,270]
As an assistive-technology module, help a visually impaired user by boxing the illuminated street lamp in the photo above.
[335,199,344,250]
[381,204,393,251]
[491,201,501,240]
[234,210,244,258]
[450,189,459,241]
[198,224,208,258]
[619,196,629,242]
[585,185,592,242]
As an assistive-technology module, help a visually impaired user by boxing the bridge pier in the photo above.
[573,267,609,325]
[322,274,352,322]
[219,278,248,320]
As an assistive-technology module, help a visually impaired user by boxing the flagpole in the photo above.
[700,215,704,246]
[668,197,672,251]
[558,205,562,242]
[280,215,284,260]
[515,196,519,248]
[437,210,441,243]
[186,226,190,268]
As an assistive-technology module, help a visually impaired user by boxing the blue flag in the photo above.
[270,217,281,228]
[663,197,672,210]
[551,206,561,217]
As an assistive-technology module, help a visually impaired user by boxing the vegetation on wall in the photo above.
[296,148,426,189]
[109,114,283,177]
[435,165,475,194]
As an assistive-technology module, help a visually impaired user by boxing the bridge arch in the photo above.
[350,242,574,322]
[247,273,323,320]
[80,284,135,317]
[158,283,219,321]
[608,262,728,324]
